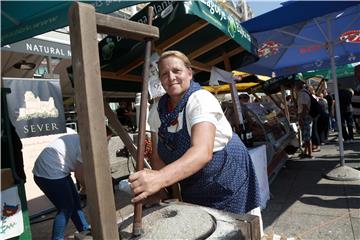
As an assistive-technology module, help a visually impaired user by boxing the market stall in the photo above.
[96,0,258,91]
[239,1,360,180]
[2,1,263,238]
[66,1,263,239]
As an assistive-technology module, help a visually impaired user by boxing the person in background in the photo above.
[317,93,329,144]
[129,50,262,225]
[116,102,136,132]
[339,86,355,142]
[308,85,321,152]
[323,89,334,131]
[33,127,112,240]
[239,93,250,104]
[352,64,360,133]
[295,81,313,158]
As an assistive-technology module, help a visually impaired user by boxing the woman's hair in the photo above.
[158,50,191,68]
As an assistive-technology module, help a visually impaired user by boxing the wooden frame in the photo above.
[68,2,158,239]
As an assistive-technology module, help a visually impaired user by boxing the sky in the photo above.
[247,1,283,16]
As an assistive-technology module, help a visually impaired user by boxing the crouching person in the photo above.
[33,127,112,240]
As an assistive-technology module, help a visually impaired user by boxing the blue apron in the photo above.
[157,82,260,214]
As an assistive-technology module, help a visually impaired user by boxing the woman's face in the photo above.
[158,56,192,101]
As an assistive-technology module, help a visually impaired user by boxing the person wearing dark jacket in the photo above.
[339,87,354,142]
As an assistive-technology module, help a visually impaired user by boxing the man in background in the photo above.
[352,65,360,133]
[295,81,313,158]
[339,86,354,142]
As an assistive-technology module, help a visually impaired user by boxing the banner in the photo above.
[2,78,66,138]
[0,186,24,239]
[1,37,72,59]
[209,66,234,85]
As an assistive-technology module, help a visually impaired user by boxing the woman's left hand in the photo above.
[128,169,164,203]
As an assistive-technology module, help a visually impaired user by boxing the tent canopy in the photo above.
[242,1,358,33]
[3,1,259,94]
[1,1,146,46]
[239,1,360,77]
[302,63,358,80]
[96,1,259,92]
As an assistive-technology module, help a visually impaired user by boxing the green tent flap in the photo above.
[302,63,357,80]
[98,1,258,92]
[1,1,146,46]
[184,1,256,56]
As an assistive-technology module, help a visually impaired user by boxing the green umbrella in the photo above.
[1,1,146,46]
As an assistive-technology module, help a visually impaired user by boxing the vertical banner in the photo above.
[2,78,66,138]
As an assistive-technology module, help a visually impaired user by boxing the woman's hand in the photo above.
[128,169,164,203]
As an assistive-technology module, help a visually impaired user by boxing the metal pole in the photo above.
[326,19,345,165]
[132,6,154,237]
[324,17,360,181]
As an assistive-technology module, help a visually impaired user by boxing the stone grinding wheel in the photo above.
[119,203,216,239]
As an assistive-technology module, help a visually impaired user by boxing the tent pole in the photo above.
[329,44,345,166]
[324,17,360,181]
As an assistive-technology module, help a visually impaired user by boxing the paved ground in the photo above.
[29,131,360,239]
[261,132,360,240]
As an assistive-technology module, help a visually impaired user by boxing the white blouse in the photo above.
[148,89,233,152]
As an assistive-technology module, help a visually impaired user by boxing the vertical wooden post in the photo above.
[132,6,154,237]
[68,3,118,239]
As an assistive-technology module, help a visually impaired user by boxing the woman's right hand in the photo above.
[128,169,164,203]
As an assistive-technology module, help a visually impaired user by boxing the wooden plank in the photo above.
[101,71,142,82]
[156,19,208,51]
[104,102,152,171]
[114,57,145,76]
[96,12,159,41]
[187,35,230,60]
[206,47,245,67]
[68,3,118,239]
[115,20,208,76]
[191,60,211,72]
[236,214,261,240]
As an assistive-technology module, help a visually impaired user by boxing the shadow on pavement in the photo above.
[299,196,360,209]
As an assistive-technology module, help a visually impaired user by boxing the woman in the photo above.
[129,50,260,215]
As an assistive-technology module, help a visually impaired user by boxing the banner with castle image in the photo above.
[3,78,66,138]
